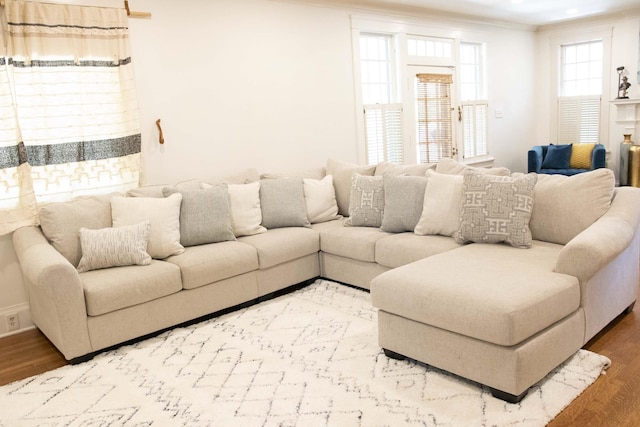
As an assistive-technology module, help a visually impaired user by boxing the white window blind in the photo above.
[558,96,600,144]
[364,103,403,164]
[462,102,488,158]
[415,73,453,163]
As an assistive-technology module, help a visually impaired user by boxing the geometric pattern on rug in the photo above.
[0,279,611,427]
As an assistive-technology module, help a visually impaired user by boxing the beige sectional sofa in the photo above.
[12,158,640,403]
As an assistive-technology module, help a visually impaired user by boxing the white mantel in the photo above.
[611,98,640,139]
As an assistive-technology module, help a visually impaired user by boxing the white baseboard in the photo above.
[0,303,34,338]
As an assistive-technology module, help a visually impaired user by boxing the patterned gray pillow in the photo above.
[380,174,427,233]
[163,185,236,246]
[259,178,311,229]
[456,172,537,248]
[77,221,152,273]
[345,175,385,227]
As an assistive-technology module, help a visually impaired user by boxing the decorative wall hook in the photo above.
[156,119,164,144]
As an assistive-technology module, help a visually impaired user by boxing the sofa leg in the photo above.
[625,301,636,314]
[383,348,406,360]
[488,387,528,404]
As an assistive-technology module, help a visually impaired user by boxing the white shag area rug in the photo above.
[0,280,611,427]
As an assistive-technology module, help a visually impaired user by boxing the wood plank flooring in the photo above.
[1,304,639,426]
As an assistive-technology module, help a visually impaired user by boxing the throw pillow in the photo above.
[111,193,184,259]
[456,172,537,248]
[326,158,376,216]
[39,193,117,267]
[303,175,341,224]
[570,143,595,169]
[225,182,267,237]
[259,178,311,229]
[162,185,235,246]
[435,158,511,176]
[414,170,464,237]
[345,174,384,227]
[541,144,572,169]
[76,221,152,273]
[380,174,427,233]
[530,168,615,245]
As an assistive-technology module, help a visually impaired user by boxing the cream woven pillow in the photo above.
[111,193,184,259]
[77,221,151,273]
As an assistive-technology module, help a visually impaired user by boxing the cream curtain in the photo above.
[0,0,141,235]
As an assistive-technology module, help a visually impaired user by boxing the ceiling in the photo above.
[342,0,640,26]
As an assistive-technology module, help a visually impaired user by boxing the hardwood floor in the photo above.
[1,304,639,426]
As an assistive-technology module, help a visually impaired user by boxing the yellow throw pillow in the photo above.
[570,143,595,169]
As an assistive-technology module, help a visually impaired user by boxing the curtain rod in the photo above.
[0,0,152,19]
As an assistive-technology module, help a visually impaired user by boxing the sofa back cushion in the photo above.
[39,193,117,267]
[530,168,615,245]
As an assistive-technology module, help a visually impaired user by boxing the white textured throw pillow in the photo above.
[414,170,464,237]
[303,175,341,224]
[227,182,267,237]
[76,221,152,273]
[111,193,184,259]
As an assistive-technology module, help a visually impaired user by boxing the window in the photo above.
[407,36,453,59]
[359,33,403,164]
[415,73,453,163]
[558,40,602,144]
[459,42,488,159]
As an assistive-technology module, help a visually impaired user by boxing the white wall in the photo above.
[0,0,552,336]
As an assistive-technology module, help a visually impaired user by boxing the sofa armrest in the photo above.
[528,146,543,173]
[592,144,606,169]
[555,187,640,283]
[12,226,92,360]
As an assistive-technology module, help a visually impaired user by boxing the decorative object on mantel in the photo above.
[617,66,631,99]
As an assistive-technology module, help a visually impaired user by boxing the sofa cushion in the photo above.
[542,144,572,169]
[374,161,435,176]
[456,172,537,248]
[375,233,462,268]
[238,227,319,269]
[39,193,117,267]
[303,176,341,224]
[319,223,392,262]
[345,175,384,227]
[259,178,310,229]
[226,182,267,237]
[77,221,152,273]
[163,185,236,246]
[326,158,376,216]
[165,241,259,289]
[570,143,595,169]
[414,170,463,237]
[82,260,182,316]
[530,168,615,245]
[435,158,510,176]
[371,242,579,347]
[111,193,185,259]
[380,174,426,233]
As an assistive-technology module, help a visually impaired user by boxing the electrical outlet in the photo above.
[6,313,19,332]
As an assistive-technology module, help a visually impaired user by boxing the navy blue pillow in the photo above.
[542,144,572,169]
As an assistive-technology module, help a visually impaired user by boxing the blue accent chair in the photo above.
[528,144,606,175]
